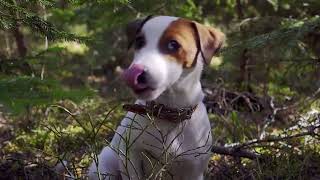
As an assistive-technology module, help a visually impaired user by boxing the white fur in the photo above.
[88,16,212,180]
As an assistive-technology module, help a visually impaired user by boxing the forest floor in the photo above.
[0,74,319,180]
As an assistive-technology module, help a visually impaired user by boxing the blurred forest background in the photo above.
[0,0,320,179]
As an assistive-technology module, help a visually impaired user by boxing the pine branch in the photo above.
[0,0,91,43]
[219,16,320,55]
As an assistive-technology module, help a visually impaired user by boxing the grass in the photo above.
[0,93,319,179]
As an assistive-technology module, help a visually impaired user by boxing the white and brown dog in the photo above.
[88,15,224,180]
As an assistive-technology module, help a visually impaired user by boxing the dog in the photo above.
[88,15,224,180]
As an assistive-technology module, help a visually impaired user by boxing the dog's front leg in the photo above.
[119,150,144,180]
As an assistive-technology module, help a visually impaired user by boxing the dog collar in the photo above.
[123,101,197,123]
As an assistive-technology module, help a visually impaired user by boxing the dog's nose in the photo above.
[122,64,148,90]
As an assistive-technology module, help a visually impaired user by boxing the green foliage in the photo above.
[254,149,320,179]
[3,97,124,178]
[0,0,90,42]
[221,16,320,54]
[0,0,319,179]
[0,0,95,113]
[0,76,93,114]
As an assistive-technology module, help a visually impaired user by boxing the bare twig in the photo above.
[211,145,260,160]
[234,124,320,150]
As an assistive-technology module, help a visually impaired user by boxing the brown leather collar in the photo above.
[123,101,198,123]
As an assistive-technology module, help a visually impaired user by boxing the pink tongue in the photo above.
[122,64,147,90]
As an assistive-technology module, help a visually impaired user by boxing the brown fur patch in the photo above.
[158,19,197,68]
[158,18,225,68]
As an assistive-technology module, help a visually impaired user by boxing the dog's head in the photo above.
[122,16,224,100]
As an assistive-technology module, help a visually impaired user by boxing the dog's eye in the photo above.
[167,40,180,52]
[134,36,145,49]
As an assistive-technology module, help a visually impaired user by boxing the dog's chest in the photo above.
[120,103,212,178]
[127,103,210,149]
[141,118,210,156]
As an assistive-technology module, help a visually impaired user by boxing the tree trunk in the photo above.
[11,24,32,75]
[12,24,27,58]
[238,49,252,92]
[236,0,244,19]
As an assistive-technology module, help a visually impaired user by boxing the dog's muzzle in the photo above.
[122,64,149,91]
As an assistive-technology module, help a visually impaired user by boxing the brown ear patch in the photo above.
[194,23,225,64]
[158,19,197,68]
[158,18,225,68]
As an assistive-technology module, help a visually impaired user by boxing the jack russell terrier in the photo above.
[88,15,224,180]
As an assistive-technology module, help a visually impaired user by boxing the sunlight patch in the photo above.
[210,56,223,69]
[56,41,89,55]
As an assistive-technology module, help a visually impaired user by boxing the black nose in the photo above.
[137,71,147,85]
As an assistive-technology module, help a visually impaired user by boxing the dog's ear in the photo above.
[191,22,225,65]
[126,15,154,49]
[126,18,144,49]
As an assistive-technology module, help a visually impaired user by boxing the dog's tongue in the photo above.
[122,64,147,90]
